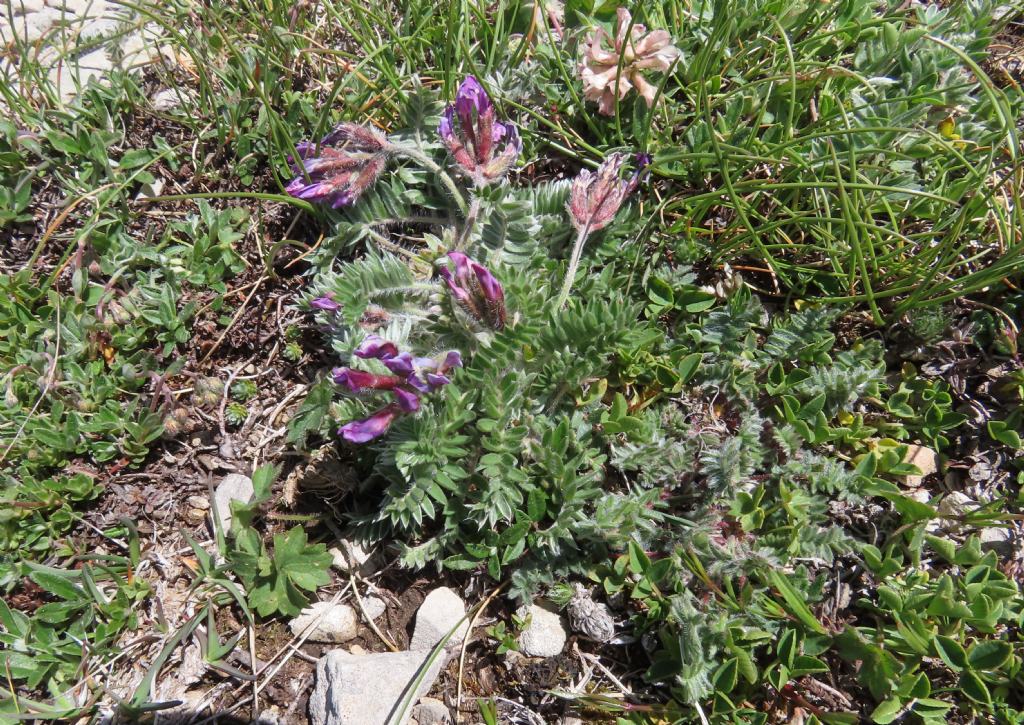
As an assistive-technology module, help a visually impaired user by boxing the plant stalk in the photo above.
[556,226,591,308]
[456,196,481,249]
[387,144,469,216]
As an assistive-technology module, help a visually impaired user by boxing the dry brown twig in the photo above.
[455,582,508,724]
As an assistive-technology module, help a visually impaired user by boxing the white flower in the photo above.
[579,8,681,116]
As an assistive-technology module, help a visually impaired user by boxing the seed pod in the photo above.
[162,407,193,438]
[566,583,615,643]
[109,300,132,325]
[193,376,223,407]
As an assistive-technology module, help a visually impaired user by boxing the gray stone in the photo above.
[410,587,468,652]
[979,526,1013,556]
[330,539,378,576]
[151,87,182,111]
[0,0,160,107]
[212,473,254,533]
[289,602,359,644]
[76,47,111,72]
[134,178,164,201]
[0,8,62,44]
[58,0,111,15]
[411,697,451,725]
[937,491,973,519]
[518,602,567,658]
[901,444,939,487]
[360,595,386,622]
[9,0,46,15]
[309,649,450,725]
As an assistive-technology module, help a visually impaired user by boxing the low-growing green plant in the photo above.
[0,525,149,712]
[223,465,333,618]
[284,72,1023,719]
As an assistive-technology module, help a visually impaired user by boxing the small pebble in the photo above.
[517,602,568,658]
[186,495,210,510]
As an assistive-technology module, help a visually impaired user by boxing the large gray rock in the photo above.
[980,526,1013,556]
[212,473,254,533]
[410,587,468,652]
[309,649,450,725]
[289,602,358,643]
[518,602,567,657]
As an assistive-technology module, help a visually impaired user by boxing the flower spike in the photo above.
[439,253,507,330]
[335,337,463,444]
[438,76,522,187]
[286,123,390,208]
[567,152,649,233]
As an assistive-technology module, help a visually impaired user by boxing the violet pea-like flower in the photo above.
[332,368,402,392]
[402,350,463,393]
[354,335,401,361]
[310,293,341,312]
[334,337,463,444]
[438,76,522,187]
[286,123,390,208]
[439,252,507,330]
[339,404,402,443]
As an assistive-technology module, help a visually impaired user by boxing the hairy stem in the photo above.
[456,196,482,249]
[556,227,591,308]
[387,144,469,216]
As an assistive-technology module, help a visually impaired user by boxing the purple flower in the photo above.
[354,335,400,360]
[336,338,463,444]
[567,152,649,233]
[286,123,390,208]
[392,387,421,412]
[380,352,415,376]
[438,76,522,187]
[332,367,402,391]
[442,350,463,370]
[339,404,402,443]
[439,252,507,329]
[310,293,341,312]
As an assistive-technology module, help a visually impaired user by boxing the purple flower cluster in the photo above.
[438,252,506,330]
[438,76,521,187]
[286,123,390,208]
[334,335,462,443]
[567,152,651,233]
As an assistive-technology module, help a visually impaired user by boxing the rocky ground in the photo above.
[1,0,161,105]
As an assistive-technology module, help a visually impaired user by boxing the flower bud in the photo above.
[438,252,506,330]
[194,376,223,407]
[162,407,193,438]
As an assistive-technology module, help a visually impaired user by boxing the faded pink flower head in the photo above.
[580,8,680,116]
[567,152,649,233]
